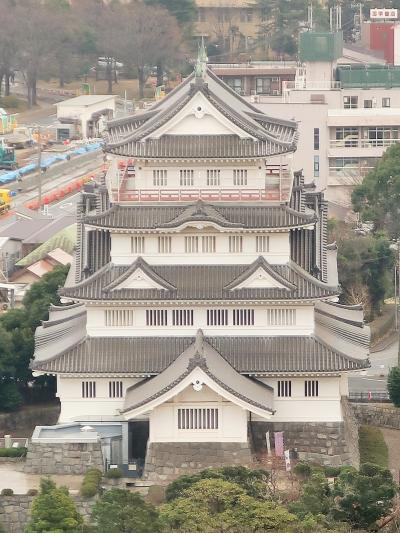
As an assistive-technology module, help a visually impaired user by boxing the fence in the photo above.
[348,391,390,403]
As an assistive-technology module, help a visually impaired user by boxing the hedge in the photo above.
[80,468,103,498]
[0,447,27,457]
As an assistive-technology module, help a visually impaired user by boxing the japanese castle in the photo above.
[30,46,369,478]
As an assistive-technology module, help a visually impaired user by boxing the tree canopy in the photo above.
[388,366,400,407]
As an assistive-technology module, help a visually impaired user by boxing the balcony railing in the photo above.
[283,80,341,91]
[329,139,399,149]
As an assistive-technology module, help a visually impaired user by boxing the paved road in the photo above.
[348,337,399,393]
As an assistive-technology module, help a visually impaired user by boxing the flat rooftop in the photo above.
[57,95,116,107]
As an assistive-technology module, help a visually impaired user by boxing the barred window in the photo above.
[229,235,243,253]
[305,380,319,397]
[233,169,247,186]
[180,169,194,186]
[82,381,96,398]
[202,236,216,253]
[109,381,123,398]
[172,309,194,326]
[233,308,254,326]
[277,380,291,397]
[207,169,220,186]
[185,236,199,253]
[153,169,167,186]
[207,309,228,326]
[178,408,219,429]
[256,235,270,253]
[131,236,145,254]
[146,309,168,326]
[158,236,172,253]
[266,309,296,326]
[105,309,134,327]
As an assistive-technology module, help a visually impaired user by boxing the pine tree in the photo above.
[388,366,400,407]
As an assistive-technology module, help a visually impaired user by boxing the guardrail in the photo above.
[348,391,390,403]
[329,139,399,149]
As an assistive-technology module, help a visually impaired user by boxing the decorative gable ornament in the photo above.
[233,266,290,290]
[111,268,167,290]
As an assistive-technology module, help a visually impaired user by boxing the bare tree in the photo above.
[119,2,182,99]
[0,1,19,97]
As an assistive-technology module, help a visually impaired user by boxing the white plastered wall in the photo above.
[110,231,290,265]
[148,384,248,442]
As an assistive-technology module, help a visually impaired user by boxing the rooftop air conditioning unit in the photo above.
[251,94,260,103]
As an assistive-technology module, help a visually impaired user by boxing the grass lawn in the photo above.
[359,425,389,468]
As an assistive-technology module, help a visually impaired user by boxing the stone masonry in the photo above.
[0,495,95,533]
[24,442,103,475]
[350,403,400,429]
[250,421,351,466]
[144,442,253,483]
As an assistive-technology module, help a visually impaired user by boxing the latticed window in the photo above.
[233,169,247,186]
[146,309,168,326]
[131,236,145,254]
[207,309,228,326]
[158,236,172,253]
[202,236,216,253]
[185,236,199,253]
[180,169,194,186]
[277,380,291,397]
[256,235,270,253]
[266,309,296,326]
[178,408,219,429]
[305,380,319,397]
[105,309,134,327]
[82,381,96,398]
[153,169,167,186]
[109,381,123,398]
[172,309,194,326]
[232,309,254,326]
[207,169,220,186]
[229,235,243,253]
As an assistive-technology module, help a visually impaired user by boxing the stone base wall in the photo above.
[24,442,103,475]
[0,404,60,434]
[0,495,95,533]
[341,399,360,469]
[144,442,253,483]
[351,403,400,429]
[250,421,350,466]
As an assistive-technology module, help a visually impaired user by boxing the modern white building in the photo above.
[31,46,369,480]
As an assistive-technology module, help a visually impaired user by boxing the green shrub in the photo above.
[105,467,123,479]
[146,485,165,505]
[1,488,14,496]
[293,462,312,479]
[80,467,103,498]
[0,382,23,412]
[359,426,389,467]
[27,489,38,496]
[388,366,400,407]
[0,447,27,457]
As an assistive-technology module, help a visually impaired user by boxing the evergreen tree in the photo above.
[388,366,400,407]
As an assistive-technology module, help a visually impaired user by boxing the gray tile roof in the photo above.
[60,258,338,301]
[84,202,316,231]
[31,334,369,374]
[122,330,274,416]
[106,68,297,158]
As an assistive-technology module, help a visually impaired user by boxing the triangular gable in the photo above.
[104,258,175,292]
[226,257,295,291]
[160,201,243,230]
[147,92,253,139]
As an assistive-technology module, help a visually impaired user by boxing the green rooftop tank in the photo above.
[299,31,343,62]
[336,65,400,88]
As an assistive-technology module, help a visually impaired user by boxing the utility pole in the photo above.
[37,126,42,210]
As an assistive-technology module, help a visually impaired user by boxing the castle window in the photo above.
[180,169,194,186]
[277,380,291,397]
[256,235,270,253]
[207,309,228,326]
[233,169,247,186]
[146,309,168,326]
[82,381,96,398]
[185,236,199,253]
[172,309,194,326]
[202,236,216,253]
[233,308,254,326]
[178,408,219,429]
[105,309,134,327]
[109,381,123,398]
[158,236,172,253]
[305,380,319,397]
[266,309,296,326]
[153,169,167,186]
[131,236,145,254]
[229,235,243,253]
[207,169,220,186]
